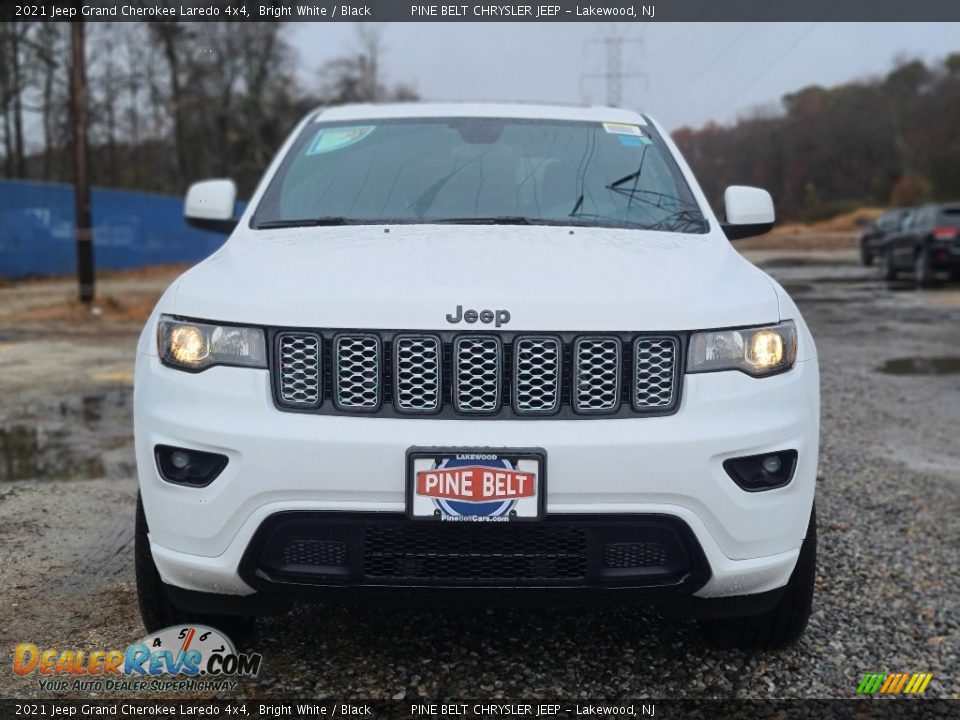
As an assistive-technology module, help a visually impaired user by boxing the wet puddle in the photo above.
[0,388,130,482]
[877,357,960,376]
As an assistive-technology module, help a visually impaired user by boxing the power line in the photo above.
[580,29,646,108]
[706,22,820,121]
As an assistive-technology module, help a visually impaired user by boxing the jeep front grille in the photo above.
[633,338,677,409]
[334,334,381,410]
[277,333,322,407]
[272,330,681,419]
[514,337,561,414]
[573,337,622,413]
[453,336,502,413]
[395,335,441,412]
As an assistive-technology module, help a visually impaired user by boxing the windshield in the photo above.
[252,116,708,233]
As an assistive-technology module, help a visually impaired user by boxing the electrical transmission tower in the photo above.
[581,30,647,108]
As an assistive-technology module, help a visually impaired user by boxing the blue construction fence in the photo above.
[0,179,237,279]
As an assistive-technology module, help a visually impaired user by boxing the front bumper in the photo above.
[240,512,709,589]
[135,353,819,601]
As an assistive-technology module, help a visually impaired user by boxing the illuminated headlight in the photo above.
[688,321,797,377]
[158,315,266,372]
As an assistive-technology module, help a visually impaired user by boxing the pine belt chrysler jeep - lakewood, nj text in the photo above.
[134,103,819,650]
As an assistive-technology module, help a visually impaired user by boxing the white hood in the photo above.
[171,224,780,332]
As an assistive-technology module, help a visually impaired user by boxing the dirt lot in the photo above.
[1,247,959,699]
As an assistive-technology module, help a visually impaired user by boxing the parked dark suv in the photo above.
[859,208,906,266]
[879,203,960,286]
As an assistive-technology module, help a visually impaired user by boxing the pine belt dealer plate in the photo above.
[406,447,546,522]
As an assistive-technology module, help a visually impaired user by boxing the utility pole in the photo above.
[70,19,95,303]
[581,30,647,108]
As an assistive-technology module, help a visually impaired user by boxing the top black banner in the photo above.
[9,0,960,22]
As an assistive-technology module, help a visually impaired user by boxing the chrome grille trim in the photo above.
[573,336,622,414]
[394,335,442,413]
[277,333,322,407]
[453,335,502,414]
[270,330,682,419]
[333,334,381,410]
[633,337,678,410]
[513,336,561,415]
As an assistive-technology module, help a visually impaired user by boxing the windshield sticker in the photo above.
[305,126,375,156]
[603,122,644,137]
[619,135,652,147]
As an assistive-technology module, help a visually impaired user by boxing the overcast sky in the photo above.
[291,22,960,130]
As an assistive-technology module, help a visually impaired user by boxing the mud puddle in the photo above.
[877,357,960,376]
[0,387,132,482]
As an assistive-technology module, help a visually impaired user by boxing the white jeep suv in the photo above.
[134,103,818,650]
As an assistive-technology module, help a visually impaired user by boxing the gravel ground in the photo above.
[1,251,958,700]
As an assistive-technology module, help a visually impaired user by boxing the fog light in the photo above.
[155,445,228,487]
[723,450,798,492]
[170,451,191,470]
[761,455,782,473]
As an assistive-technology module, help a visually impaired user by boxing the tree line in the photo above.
[673,55,960,221]
[0,21,416,197]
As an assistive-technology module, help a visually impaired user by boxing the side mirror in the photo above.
[184,179,238,234]
[722,185,774,241]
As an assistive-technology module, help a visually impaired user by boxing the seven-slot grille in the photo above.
[393,335,442,413]
[633,338,677,409]
[277,333,322,407]
[395,335,441,412]
[334,334,381,410]
[273,331,680,418]
[453,336,502,413]
[514,337,561,414]
[573,337,622,413]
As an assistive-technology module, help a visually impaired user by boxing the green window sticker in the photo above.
[305,126,375,155]
[619,135,652,147]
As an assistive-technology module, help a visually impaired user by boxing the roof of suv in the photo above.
[314,102,648,126]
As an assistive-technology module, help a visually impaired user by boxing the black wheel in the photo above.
[879,251,897,281]
[859,243,874,266]
[699,506,816,651]
[915,249,936,288]
[135,493,254,639]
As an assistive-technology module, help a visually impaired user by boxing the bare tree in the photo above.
[31,23,66,179]
[319,24,418,104]
[0,21,29,177]
[148,20,192,185]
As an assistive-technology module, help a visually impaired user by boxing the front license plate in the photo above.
[406,447,546,522]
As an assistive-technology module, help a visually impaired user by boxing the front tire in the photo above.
[879,251,897,281]
[859,242,874,266]
[915,249,936,288]
[135,493,254,639]
[699,506,816,651]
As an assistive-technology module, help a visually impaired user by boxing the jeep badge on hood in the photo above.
[446,305,511,327]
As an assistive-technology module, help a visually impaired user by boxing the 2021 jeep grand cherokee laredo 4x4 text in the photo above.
[134,103,819,650]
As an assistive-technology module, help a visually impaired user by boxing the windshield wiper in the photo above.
[642,209,709,233]
[254,217,359,229]
[431,216,536,225]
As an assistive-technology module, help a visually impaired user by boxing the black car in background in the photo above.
[878,203,960,286]
[859,208,907,266]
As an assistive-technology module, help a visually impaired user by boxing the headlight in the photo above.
[158,316,266,372]
[688,321,797,377]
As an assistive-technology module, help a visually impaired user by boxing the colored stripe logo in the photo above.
[857,673,933,694]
